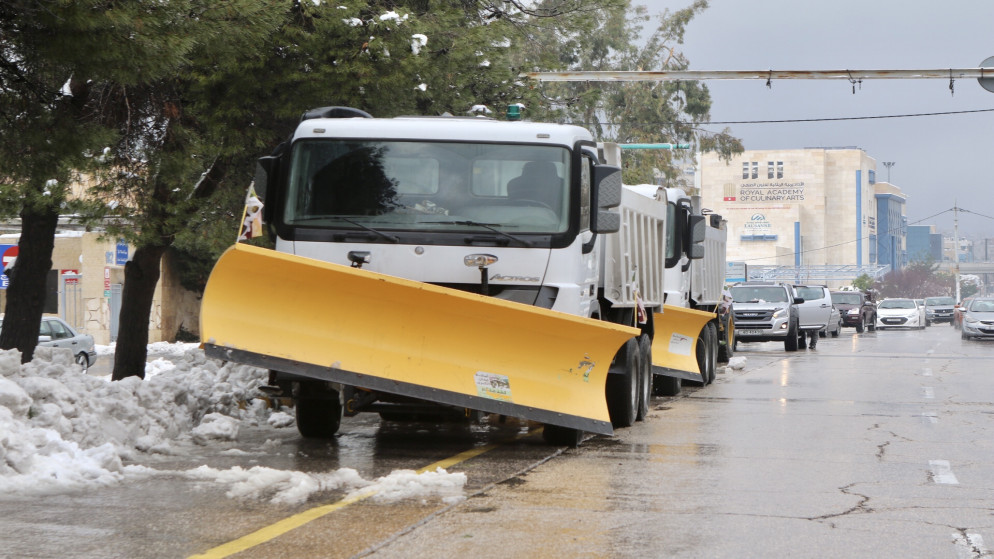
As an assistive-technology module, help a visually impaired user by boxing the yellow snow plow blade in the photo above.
[200,244,638,435]
[650,305,717,381]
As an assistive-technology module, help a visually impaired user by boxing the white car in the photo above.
[875,298,926,330]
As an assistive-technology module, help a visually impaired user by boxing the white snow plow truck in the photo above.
[200,107,728,446]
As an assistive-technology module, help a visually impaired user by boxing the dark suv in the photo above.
[830,290,876,333]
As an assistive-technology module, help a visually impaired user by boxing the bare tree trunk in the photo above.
[111,244,167,380]
[0,207,58,363]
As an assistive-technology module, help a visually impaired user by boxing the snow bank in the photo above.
[0,345,466,505]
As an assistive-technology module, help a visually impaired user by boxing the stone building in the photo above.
[0,226,199,345]
[698,148,903,287]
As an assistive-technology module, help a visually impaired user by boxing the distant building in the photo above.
[906,225,943,262]
[699,148,899,286]
[874,183,907,270]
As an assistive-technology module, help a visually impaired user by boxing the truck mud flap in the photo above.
[200,244,639,435]
[649,305,717,382]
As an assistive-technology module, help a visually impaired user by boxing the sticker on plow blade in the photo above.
[475,372,512,402]
[200,244,638,435]
[668,333,692,356]
[650,305,717,379]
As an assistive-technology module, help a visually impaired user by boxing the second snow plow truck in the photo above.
[200,107,729,446]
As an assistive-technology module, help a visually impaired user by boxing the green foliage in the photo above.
[851,273,875,292]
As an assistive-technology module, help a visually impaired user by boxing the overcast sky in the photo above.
[641,0,994,238]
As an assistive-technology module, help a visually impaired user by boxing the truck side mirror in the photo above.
[687,214,707,260]
[591,165,622,234]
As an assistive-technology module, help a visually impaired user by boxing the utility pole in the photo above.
[954,202,961,302]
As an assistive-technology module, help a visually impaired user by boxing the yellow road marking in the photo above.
[188,428,541,559]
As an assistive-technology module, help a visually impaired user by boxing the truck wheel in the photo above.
[295,394,343,438]
[542,425,584,447]
[717,317,735,362]
[785,322,799,351]
[704,323,717,385]
[636,335,652,421]
[606,338,639,428]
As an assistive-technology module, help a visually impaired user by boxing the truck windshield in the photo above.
[283,139,571,234]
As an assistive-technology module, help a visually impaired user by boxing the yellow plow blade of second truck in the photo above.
[200,244,638,435]
[650,305,717,381]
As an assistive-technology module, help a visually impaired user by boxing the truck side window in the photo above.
[579,156,592,231]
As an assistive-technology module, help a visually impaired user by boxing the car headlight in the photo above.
[772,308,787,318]
[965,317,979,325]
[847,309,859,315]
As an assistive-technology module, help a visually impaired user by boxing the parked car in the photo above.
[830,290,876,333]
[792,285,835,346]
[819,305,842,338]
[0,315,97,370]
[961,298,994,340]
[730,282,804,351]
[924,296,957,325]
[875,298,926,330]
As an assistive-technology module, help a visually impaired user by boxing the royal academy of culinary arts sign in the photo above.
[723,181,806,202]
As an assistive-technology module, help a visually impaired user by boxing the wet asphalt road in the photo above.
[4,323,994,558]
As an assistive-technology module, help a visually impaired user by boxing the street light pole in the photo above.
[882,162,895,183]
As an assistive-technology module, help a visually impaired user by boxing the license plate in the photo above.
[739,329,763,335]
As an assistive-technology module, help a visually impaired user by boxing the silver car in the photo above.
[961,298,994,340]
[0,316,97,370]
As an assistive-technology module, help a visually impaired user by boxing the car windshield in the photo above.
[879,299,915,309]
[968,300,994,312]
[795,286,825,300]
[925,297,955,306]
[283,139,572,234]
[731,286,789,303]
[831,293,862,305]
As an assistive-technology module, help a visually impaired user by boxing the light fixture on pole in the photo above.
[882,162,895,183]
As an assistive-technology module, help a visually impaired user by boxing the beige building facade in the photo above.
[0,230,197,345]
[699,148,894,285]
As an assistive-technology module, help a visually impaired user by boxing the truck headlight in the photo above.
[772,308,787,318]
[848,309,859,315]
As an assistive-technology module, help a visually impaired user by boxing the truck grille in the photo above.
[734,310,775,321]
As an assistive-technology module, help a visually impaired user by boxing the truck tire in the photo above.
[704,323,717,385]
[784,322,799,351]
[606,338,639,428]
[542,425,584,447]
[636,334,652,421]
[717,316,735,362]
[295,394,343,438]
[692,324,716,386]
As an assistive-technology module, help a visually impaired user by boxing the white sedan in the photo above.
[875,298,927,330]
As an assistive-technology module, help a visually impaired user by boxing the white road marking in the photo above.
[922,367,933,376]
[921,412,938,424]
[952,532,987,559]
[922,387,934,399]
[930,460,959,484]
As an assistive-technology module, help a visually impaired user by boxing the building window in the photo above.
[767,161,774,179]
[777,161,783,179]
[868,170,876,184]
[742,162,749,179]
[751,162,758,179]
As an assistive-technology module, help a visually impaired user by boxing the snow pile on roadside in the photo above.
[0,345,466,505]
[726,356,747,370]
